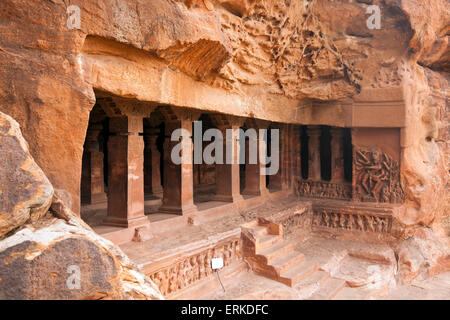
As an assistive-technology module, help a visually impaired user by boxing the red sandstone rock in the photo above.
[396,227,450,284]
[0,112,53,237]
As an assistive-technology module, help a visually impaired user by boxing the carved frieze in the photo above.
[296,180,352,200]
[148,239,241,296]
[353,147,404,204]
[312,210,392,234]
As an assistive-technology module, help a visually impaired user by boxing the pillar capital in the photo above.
[85,124,103,151]
[245,118,270,130]
[307,126,322,137]
[210,114,246,129]
[330,127,344,138]
[109,116,143,135]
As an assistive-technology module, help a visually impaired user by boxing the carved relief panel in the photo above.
[148,239,241,296]
[295,180,352,200]
[353,147,404,204]
[312,210,392,234]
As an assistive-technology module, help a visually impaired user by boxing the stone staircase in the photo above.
[241,221,398,299]
[242,221,318,287]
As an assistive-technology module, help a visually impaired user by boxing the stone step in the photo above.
[252,225,269,236]
[256,234,282,250]
[257,242,295,264]
[294,270,330,299]
[308,278,347,300]
[279,260,318,287]
[270,251,305,274]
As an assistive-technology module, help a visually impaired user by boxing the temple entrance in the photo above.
[80,91,295,243]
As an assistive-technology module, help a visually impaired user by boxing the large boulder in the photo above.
[0,112,163,300]
[0,112,53,237]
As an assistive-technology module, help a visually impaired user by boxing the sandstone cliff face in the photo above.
[0,112,163,299]
[0,0,448,282]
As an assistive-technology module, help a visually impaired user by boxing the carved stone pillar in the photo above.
[213,123,243,202]
[281,124,290,188]
[81,124,107,205]
[104,116,147,228]
[330,127,345,183]
[159,119,197,215]
[307,126,322,181]
[144,128,163,197]
[268,125,283,190]
[243,121,269,196]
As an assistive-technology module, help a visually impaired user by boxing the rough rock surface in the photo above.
[396,227,450,284]
[0,112,53,237]
[0,112,163,299]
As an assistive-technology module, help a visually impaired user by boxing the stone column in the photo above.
[104,116,147,228]
[214,124,243,202]
[81,124,107,205]
[159,120,197,215]
[268,126,283,190]
[243,122,269,196]
[330,127,345,183]
[307,126,322,181]
[281,124,290,188]
[143,128,163,198]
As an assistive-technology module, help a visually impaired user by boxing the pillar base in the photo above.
[158,204,197,215]
[151,186,164,198]
[90,192,108,205]
[242,189,261,196]
[213,194,244,203]
[103,215,149,229]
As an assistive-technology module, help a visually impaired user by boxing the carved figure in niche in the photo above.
[169,265,178,293]
[177,262,186,290]
[347,214,355,230]
[340,214,348,229]
[357,151,387,200]
[368,216,376,232]
[234,240,241,258]
[189,256,198,283]
[356,215,365,231]
[205,249,213,276]
[230,241,237,259]
[158,269,169,296]
[322,211,329,227]
[197,254,206,280]
[354,147,404,203]
[180,260,190,289]
[379,217,387,233]
[332,213,340,228]
[223,244,231,266]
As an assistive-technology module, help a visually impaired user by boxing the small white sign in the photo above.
[211,257,224,270]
